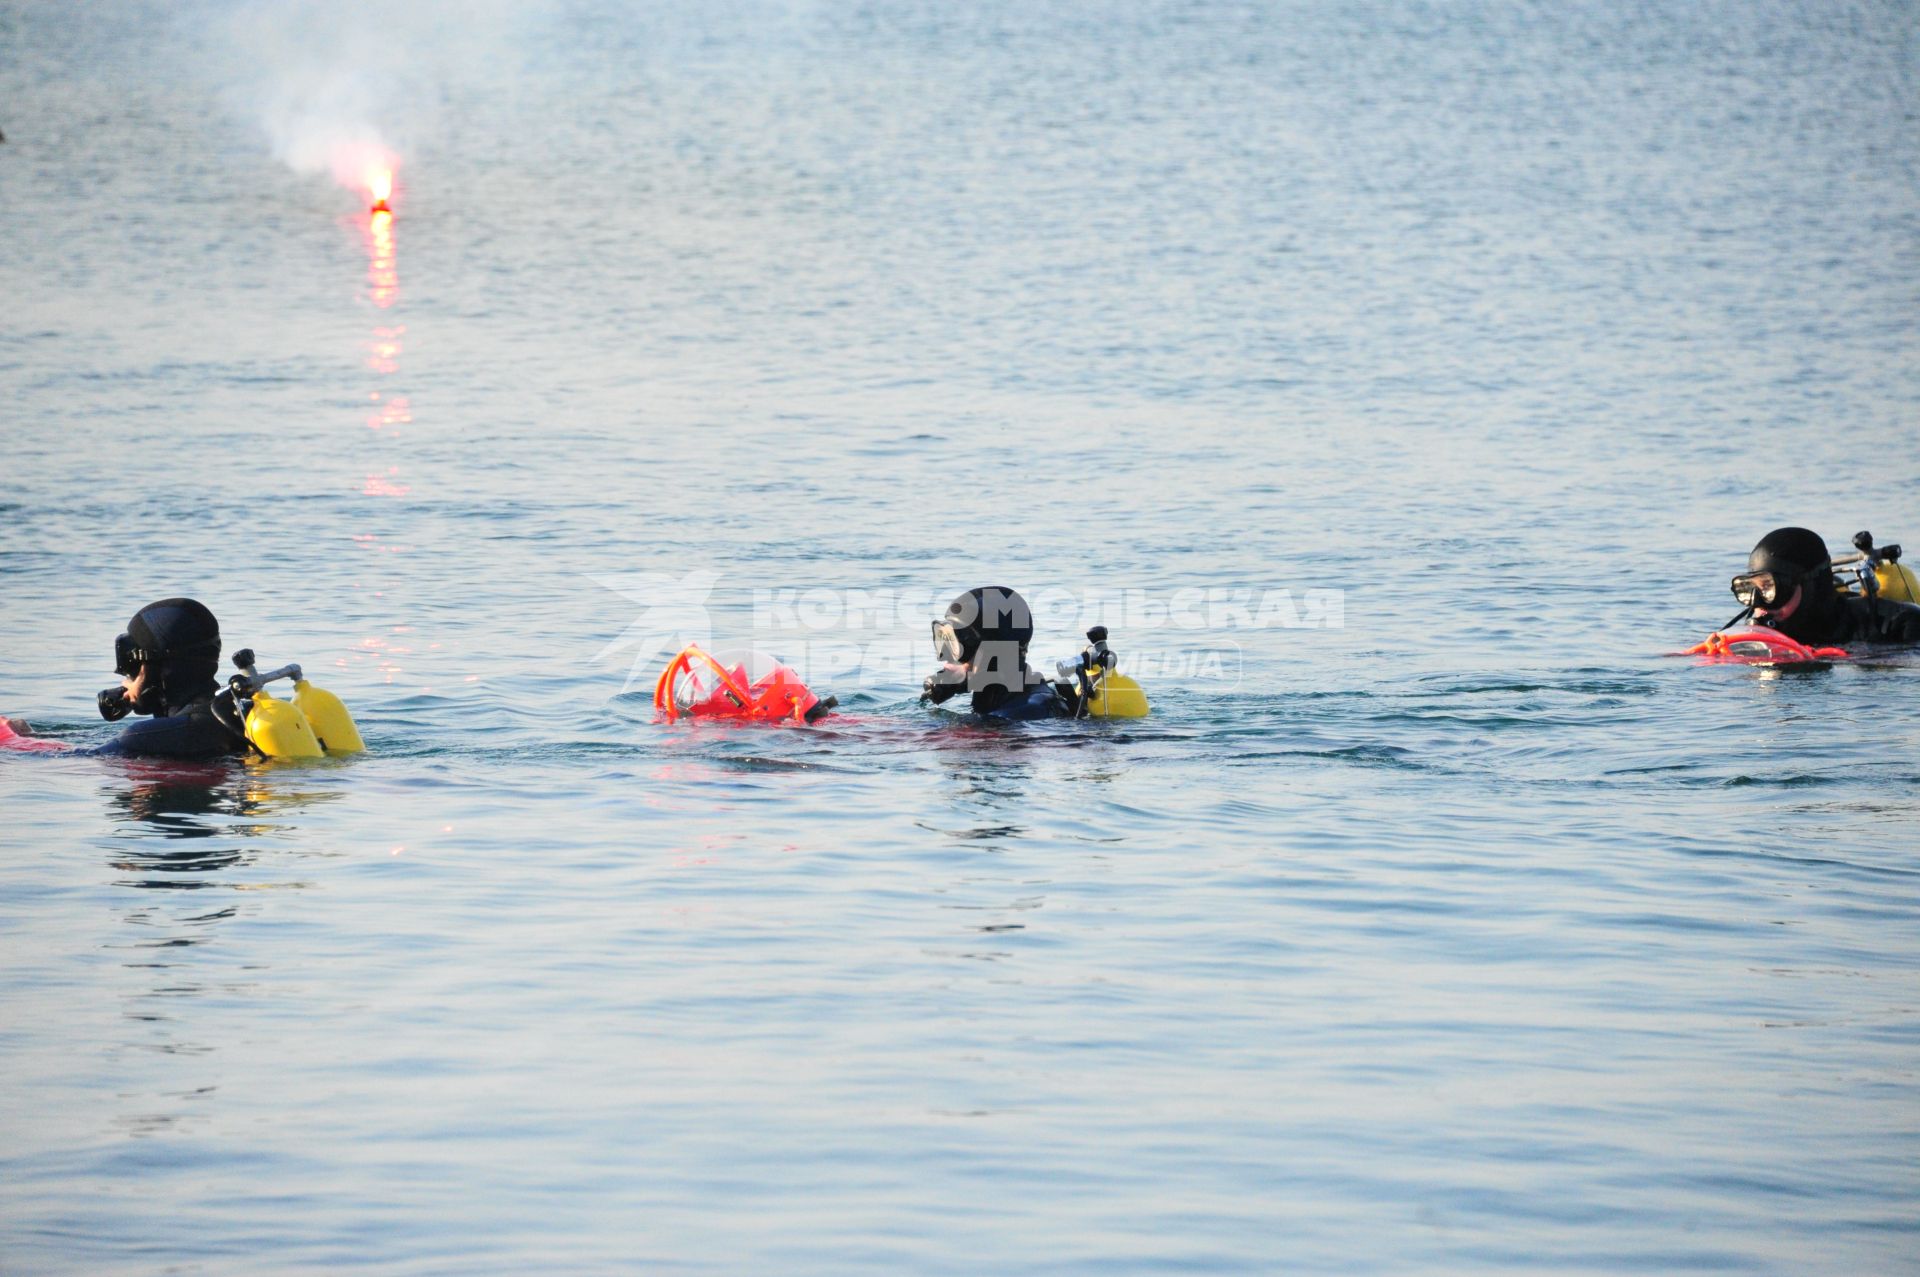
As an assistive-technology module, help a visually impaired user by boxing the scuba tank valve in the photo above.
[1830,531,1919,607]
[1057,626,1149,719]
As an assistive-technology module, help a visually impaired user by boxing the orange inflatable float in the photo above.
[653,645,836,724]
[1681,627,1848,665]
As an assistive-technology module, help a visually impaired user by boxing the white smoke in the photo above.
[202,0,541,194]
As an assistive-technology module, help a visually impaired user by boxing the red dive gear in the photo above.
[653,645,835,724]
[1682,627,1849,665]
[0,719,73,752]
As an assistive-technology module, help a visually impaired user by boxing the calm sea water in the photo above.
[3,1,1918,1272]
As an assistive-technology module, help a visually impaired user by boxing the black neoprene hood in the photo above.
[1748,527,1830,578]
[944,586,1035,661]
[124,597,222,710]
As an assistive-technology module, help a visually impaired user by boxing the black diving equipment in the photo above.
[102,632,164,719]
[108,599,224,717]
[99,632,143,721]
[923,589,1151,719]
[1710,526,1920,645]
[1740,535,1913,609]
[1829,531,1916,605]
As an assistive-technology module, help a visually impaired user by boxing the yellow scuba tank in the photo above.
[1085,669,1150,718]
[244,686,325,759]
[1875,560,1920,605]
[226,649,364,759]
[293,678,365,754]
[1059,626,1151,718]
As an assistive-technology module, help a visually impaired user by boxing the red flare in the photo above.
[365,164,395,216]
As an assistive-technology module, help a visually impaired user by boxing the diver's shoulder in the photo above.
[112,698,242,758]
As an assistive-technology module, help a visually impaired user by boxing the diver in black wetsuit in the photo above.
[1737,528,1920,646]
[920,586,1071,721]
[91,598,245,759]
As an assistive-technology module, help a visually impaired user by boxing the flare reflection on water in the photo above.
[364,207,397,310]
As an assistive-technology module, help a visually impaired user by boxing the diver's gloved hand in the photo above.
[922,664,967,704]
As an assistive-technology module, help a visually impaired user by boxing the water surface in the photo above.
[3,2,1918,1272]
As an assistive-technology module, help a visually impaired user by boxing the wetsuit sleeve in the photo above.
[1879,601,1920,643]
[924,672,966,705]
[94,710,239,759]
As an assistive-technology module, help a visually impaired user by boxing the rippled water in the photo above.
[3,2,1918,1272]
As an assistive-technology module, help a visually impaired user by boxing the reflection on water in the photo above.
[367,324,403,376]
[97,765,340,1136]
[115,844,250,884]
[361,466,411,497]
[364,207,397,310]
[367,392,411,430]
[104,761,341,845]
[103,759,237,839]
[358,207,411,498]
[931,731,1035,819]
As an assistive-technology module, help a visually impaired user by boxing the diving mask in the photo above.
[931,619,965,665]
[1731,565,1818,609]
[104,633,147,719]
[114,632,142,677]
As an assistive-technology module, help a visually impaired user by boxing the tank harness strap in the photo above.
[211,687,265,756]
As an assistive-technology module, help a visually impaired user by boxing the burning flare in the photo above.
[367,165,394,214]
[329,141,399,215]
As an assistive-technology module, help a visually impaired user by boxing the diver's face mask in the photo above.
[1730,571,1784,608]
[114,632,142,677]
[1732,565,1818,610]
[100,632,157,720]
[931,619,966,665]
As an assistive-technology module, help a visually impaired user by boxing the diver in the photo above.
[2,599,365,759]
[2,598,246,759]
[1734,527,1920,646]
[90,597,244,757]
[920,586,1073,720]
